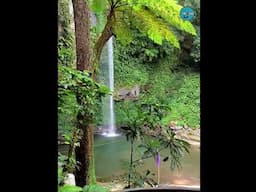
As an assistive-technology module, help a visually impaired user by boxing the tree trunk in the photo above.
[74,113,96,186]
[71,0,95,187]
[92,11,114,78]
[71,0,116,186]
[74,112,90,186]
[128,138,134,188]
[72,0,91,72]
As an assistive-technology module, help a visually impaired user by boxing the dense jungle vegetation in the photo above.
[58,0,200,191]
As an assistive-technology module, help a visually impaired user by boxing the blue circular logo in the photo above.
[180,7,194,21]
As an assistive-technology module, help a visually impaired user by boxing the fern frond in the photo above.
[151,0,196,35]
[132,8,180,48]
[88,0,107,13]
[112,18,133,46]
[123,0,197,36]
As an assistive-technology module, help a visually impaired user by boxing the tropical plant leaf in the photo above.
[83,184,109,192]
[58,185,83,192]
[163,156,169,162]
[89,0,107,13]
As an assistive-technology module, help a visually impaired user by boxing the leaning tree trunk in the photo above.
[92,10,114,79]
[72,0,95,187]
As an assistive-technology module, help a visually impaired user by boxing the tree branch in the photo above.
[113,0,122,8]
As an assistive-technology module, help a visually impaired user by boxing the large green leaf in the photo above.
[89,0,107,13]
[58,185,83,192]
[83,184,109,192]
[132,8,180,48]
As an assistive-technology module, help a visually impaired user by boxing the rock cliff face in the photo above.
[115,85,140,100]
[167,121,200,147]
[174,128,200,147]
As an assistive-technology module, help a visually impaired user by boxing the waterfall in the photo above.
[100,36,119,137]
[106,36,117,136]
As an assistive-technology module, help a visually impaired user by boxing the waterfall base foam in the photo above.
[101,132,120,137]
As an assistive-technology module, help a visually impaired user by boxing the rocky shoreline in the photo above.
[98,180,200,192]
[174,128,200,147]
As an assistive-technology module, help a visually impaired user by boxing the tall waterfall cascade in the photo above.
[100,36,119,137]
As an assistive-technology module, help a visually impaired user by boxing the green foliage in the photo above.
[120,101,171,187]
[132,9,180,47]
[115,101,153,134]
[178,0,200,66]
[58,38,75,67]
[139,100,170,128]
[58,0,76,135]
[113,20,133,46]
[58,0,72,39]
[89,0,107,13]
[113,35,149,89]
[58,0,75,67]
[58,185,83,192]
[89,0,197,50]
[114,69,199,130]
[190,29,200,64]
[114,61,148,90]
[58,151,78,180]
[110,0,196,48]
[58,65,110,179]
[58,183,109,192]
[113,30,176,90]
[164,130,190,170]
[127,162,156,188]
[138,0,196,34]
[58,92,78,135]
[120,101,191,187]
[137,128,190,171]
[83,184,109,192]
[113,29,200,129]
[115,101,138,126]
[161,73,200,128]
[138,137,160,159]
[89,0,108,35]
[117,40,199,128]
[58,166,64,185]
[136,101,190,170]
[58,0,199,188]
[58,65,110,122]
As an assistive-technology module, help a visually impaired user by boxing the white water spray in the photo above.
[101,37,119,137]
